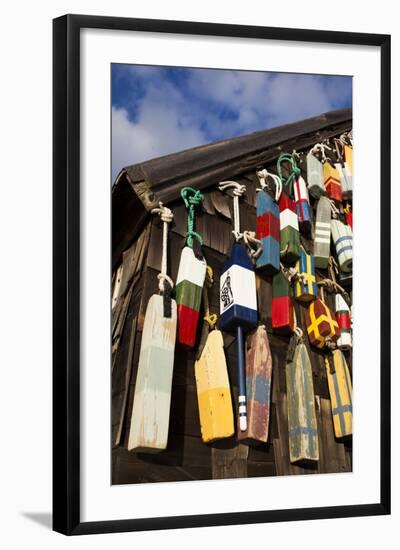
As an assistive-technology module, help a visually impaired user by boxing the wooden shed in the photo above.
[112,107,353,484]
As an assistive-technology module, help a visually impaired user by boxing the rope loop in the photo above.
[277,153,301,196]
[218,181,246,241]
[294,326,303,341]
[180,186,203,249]
[325,336,337,351]
[329,198,340,219]
[310,142,331,163]
[243,230,263,260]
[256,169,282,202]
[180,186,203,209]
[151,201,173,224]
[204,313,218,329]
[205,265,214,288]
[151,201,174,295]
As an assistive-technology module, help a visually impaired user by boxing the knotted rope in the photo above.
[180,186,204,252]
[151,201,174,317]
[329,198,340,219]
[280,262,306,286]
[218,181,246,242]
[256,169,282,202]
[310,142,332,164]
[202,265,217,330]
[277,153,301,197]
[243,230,263,261]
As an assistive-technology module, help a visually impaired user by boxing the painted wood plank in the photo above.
[286,342,319,463]
[238,326,273,444]
[194,330,234,443]
[128,294,177,452]
[325,350,353,438]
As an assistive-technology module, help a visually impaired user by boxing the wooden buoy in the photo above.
[255,169,281,273]
[306,149,325,198]
[277,153,301,264]
[278,190,301,265]
[335,294,352,349]
[195,329,235,443]
[194,266,234,443]
[128,203,176,452]
[294,176,312,234]
[294,246,318,303]
[176,247,207,347]
[313,196,332,269]
[331,219,353,273]
[323,162,342,203]
[344,144,353,173]
[272,271,294,333]
[238,325,273,444]
[286,329,319,463]
[325,349,353,438]
[305,297,339,349]
[176,187,207,347]
[218,181,258,432]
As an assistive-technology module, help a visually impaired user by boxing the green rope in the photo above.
[180,186,203,248]
[277,153,301,197]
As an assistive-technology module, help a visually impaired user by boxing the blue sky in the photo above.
[112,64,352,181]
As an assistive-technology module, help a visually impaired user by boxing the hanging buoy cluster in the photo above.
[127,130,353,464]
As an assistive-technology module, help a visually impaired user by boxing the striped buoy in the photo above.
[305,298,340,349]
[238,325,273,444]
[218,181,258,432]
[335,294,352,349]
[176,187,207,347]
[255,170,281,273]
[286,330,319,463]
[323,162,342,203]
[331,219,353,273]
[278,191,301,265]
[325,350,353,438]
[313,196,332,269]
[294,247,318,303]
[272,271,294,333]
[294,176,312,233]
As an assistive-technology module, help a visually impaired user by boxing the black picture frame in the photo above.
[53,14,391,535]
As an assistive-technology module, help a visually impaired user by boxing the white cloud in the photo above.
[112,101,206,181]
[112,67,351,181]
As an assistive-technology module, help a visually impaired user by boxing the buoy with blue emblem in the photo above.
[218,181,258,432]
